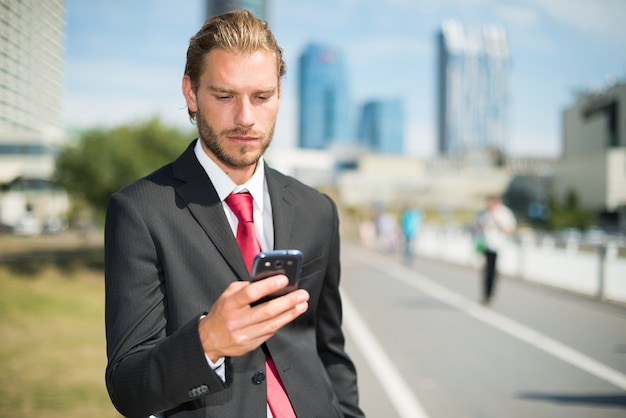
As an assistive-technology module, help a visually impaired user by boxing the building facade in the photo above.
[358,99,404,154]
[0,0,68,232]
[436,20,509,163]
[298,43,352,150]
[206,0,268,20]
[0,0,65,183]
[556,81,626,221]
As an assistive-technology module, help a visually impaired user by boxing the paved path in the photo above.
[341,242,626,418]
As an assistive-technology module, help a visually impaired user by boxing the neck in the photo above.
[199,139,258,185]
[227,162,258,185]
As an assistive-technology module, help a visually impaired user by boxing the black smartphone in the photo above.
[250,249,303,304]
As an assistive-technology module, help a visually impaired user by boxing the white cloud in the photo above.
[523,0,626,43]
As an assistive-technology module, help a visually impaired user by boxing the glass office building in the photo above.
[0,0,65,182]
[437,20,509,161]
[358,99,404,154]
[298,43,352,149]
[206,0,267,20]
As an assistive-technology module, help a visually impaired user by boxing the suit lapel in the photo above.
[172,141,249,280]
[265,166,295,250]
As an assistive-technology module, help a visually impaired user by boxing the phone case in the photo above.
[250,249,303,304]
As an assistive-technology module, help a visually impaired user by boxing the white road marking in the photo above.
[345,249,626,391]
[342,293,431,418]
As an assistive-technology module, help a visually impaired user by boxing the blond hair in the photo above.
[184,9,286,120]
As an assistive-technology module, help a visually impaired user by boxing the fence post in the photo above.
[597,244,606,300]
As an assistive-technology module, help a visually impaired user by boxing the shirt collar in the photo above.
[193,139,266,210]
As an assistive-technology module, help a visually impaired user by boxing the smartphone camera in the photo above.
[264,259,286,268]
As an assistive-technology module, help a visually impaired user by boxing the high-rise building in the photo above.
[0,0,65,182]
[206,0,268,20]
[436,20,509,164]
[298,43,352,150]
[358,99,404,154]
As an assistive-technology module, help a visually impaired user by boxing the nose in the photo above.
[234,97,254,128]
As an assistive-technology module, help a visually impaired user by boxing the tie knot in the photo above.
[225,192,254,223]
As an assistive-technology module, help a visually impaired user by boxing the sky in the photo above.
[63,0,626,158]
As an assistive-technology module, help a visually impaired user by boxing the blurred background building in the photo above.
[0,0,69,233]
[298,43,353,150]
[0,0,65,182]
[358,99,405,155]
[436,20,509,166]
[555,81,626,229]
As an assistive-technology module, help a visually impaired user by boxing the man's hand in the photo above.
[198,275,310,362]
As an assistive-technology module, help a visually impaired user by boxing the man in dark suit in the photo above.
[104,9,364,418]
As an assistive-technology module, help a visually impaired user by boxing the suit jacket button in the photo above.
[251,371,265,385]
[187,384,209,398]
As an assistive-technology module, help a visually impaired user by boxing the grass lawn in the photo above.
[0,236,121,417]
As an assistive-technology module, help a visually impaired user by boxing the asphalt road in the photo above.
[340,242,626,418]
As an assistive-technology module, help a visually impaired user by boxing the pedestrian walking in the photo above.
[472,195,516,305]
[401,205,423,264]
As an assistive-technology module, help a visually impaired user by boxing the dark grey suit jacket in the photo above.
[104,140,364,418]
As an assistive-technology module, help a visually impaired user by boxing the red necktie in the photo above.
[224,192,296,418]
[225,191,260,273]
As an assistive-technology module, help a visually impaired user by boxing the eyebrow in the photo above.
[207,85,277,95]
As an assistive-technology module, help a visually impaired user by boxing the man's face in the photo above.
[487,197,500,210]
[183,48,281,173]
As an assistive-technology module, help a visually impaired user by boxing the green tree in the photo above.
[55,118,194,223]
[546,189,595,231]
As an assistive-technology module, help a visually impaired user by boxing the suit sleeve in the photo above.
[316,195,365,418]
[104,191,226,418]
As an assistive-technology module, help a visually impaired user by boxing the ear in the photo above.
[182,75,198,113]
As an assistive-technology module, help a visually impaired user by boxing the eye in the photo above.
[257,91,275,102]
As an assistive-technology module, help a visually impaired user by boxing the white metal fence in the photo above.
[414,225,626,305]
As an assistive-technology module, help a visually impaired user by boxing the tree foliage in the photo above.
[546,189,595,231]
[55,118,194,220]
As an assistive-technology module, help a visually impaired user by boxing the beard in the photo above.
[196,108,274,169]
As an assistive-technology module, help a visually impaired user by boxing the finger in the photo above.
[238,302,310,351]
[209,292,308,358]
[222,280,249,297]
[249,292,310,339]
[201,289,309,359]
[248,289,310,326]
[238,274,290,306]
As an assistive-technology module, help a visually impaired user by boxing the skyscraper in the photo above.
[0,0,65,182]
[437,20,509,163]
[298,44,352,150]
[206,0,268,20]
[358,99,404,154]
